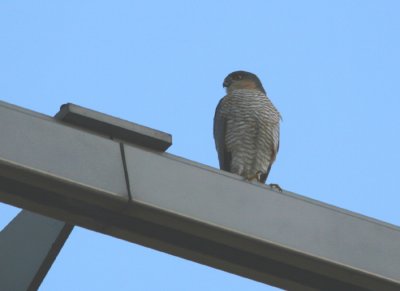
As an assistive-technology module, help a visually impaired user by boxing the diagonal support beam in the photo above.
[0,100,399,290]
[0,210,73,291]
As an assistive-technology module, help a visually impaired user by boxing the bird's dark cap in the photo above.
[223,70,266,94]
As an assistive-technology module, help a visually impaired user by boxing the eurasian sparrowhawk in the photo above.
[213,71,281,185]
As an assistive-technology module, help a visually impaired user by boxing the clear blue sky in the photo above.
[1,1,399,290]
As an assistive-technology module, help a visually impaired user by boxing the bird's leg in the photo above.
[269,183,282,192]
[246,171,263,182]
[255,171,263,182]
[246,172,283,192]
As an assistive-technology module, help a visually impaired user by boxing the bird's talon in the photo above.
[245,175,256,182]
[246,171,263,182]
[269,183,282,192]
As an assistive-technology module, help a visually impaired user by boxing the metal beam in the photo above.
[0,100,399,290]
[0,210,73,291]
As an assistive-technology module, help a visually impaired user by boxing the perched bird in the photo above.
[213,70,281,186]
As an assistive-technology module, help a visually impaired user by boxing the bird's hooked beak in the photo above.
[223,78,231,88]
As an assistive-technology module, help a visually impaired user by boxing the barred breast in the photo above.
[220,89,280,180]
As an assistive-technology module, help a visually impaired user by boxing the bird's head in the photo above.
[223,71,266,94]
